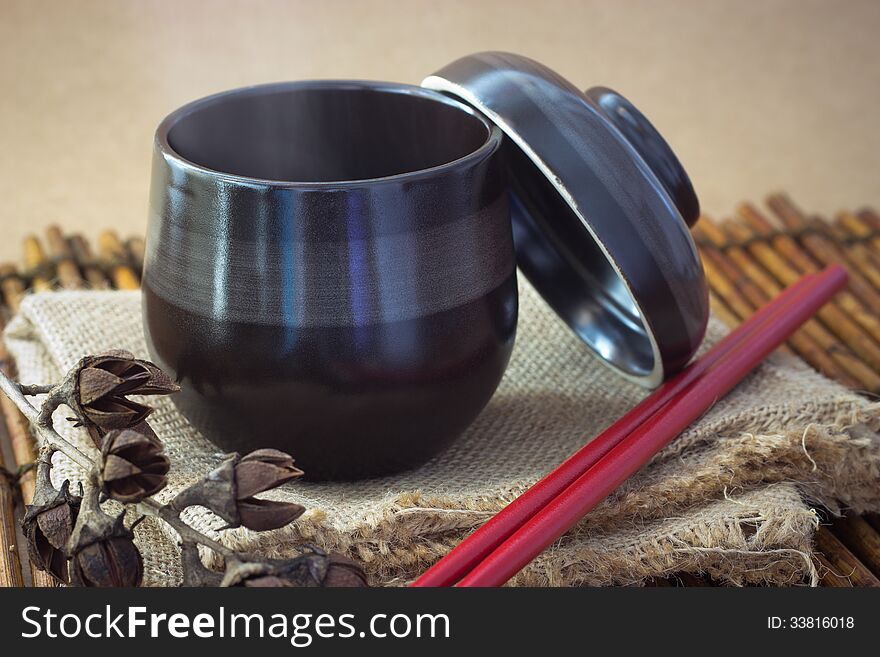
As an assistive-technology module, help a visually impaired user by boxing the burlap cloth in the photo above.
[4,281,880,586]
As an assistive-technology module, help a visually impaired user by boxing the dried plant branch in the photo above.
[0,365,232,558]
[0,351,367,587]
[18,383,55,396]
[152,503,235,559]
[0,367,93,471]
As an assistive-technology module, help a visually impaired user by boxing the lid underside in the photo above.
[423,52,708,387]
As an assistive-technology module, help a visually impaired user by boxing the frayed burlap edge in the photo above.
[187,404,879,586]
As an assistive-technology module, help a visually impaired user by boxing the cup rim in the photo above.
[155,80,502,189]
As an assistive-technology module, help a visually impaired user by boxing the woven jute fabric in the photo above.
[5,282,880,586]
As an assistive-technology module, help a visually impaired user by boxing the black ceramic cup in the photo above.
[143,81,516,480]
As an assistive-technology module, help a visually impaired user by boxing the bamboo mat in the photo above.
[1,193,879,587]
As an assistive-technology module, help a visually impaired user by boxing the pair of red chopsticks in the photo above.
[412,264,848,587]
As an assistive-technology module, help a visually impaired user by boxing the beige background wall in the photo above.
[1,0,878,262]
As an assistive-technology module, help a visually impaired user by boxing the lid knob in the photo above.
[585,87,700,228]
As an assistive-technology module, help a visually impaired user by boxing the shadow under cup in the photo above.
[143,82,517,480]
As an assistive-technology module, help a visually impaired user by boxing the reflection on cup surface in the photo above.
[143,81,517,480]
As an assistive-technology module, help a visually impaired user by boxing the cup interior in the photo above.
[163,83,491,183]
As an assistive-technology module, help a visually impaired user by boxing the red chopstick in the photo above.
[455,265,847,586]
[412,272,818,587]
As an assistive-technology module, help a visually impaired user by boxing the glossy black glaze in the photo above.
[585,87,700,228]
[423,52,709,387]
[144,81,516,480]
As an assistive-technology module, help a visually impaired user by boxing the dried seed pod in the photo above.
[235,448,304,498]
[77,350,179,430]
[21,456,81,584]
[67,485,143,587]
[222,548,368,587]
[234,449,305,531]
[100,424,170,503]
[236,497,307,532]
[169,449,305,532]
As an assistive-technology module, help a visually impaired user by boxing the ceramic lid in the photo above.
[422,52,709,388]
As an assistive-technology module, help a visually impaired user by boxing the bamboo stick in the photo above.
[0,264,25,316]
[724,219,880,372]
[0,399,24,586]
[698,243,768,311]
[702,251,762,322]
[0,265,38,504]
[866,513,880,535]
[0,365,54,588]
[839,210,880,254]
[857,208,880,228]
[816,554,852,587]
[68,235,109,289]
[126,236,145,275]
[737,202,816,271]
[694,217,785,294]
[766,194,880,302]
[0,266,56,587]
[0,365,32,503]
[814,525,880,587]
[831,212,880,292]
[736,204,880,348]
[855,209,880,254]
[842,208,880,238]
[700,244,858,385]
[707,290,744,331]
[45,226,84,290]
[694,218,880,392]
[22,236,53,293]
[703,247,794,357]
[98,231,140,290]
[830,516,880,579]
[818,217,880,293]
[767,194,880,302]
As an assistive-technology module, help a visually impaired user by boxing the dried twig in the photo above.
[0,351,363,587]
